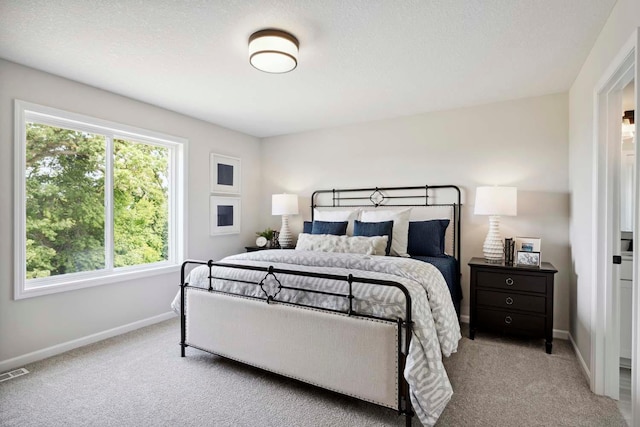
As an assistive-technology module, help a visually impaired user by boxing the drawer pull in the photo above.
[505,297,514,305]
[505,277,514,286]
[505,316,513,324]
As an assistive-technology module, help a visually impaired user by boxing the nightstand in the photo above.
[245,246,269,252]
[468,257,557,354]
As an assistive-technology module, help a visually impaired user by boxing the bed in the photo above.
[172,185,462,427]
[309,185,462,316]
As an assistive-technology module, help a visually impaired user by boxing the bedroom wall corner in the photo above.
[0,59,261,369]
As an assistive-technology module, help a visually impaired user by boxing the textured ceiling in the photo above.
[0,0,616,138]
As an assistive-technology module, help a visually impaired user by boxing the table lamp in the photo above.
[474,186,517,262]
[272,194,299,249]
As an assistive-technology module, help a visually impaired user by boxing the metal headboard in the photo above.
[311,184,462,272]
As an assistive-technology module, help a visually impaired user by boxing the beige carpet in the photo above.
[0,318,627,426]
[439,327,626,426]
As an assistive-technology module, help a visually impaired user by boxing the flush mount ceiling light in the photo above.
[248,29,299,73]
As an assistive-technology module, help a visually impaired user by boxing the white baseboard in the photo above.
[0,311,177,373]
[553,329,569,340]
[459,315,569,340]
[569,332,591,381]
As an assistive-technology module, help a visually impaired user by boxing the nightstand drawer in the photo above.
[476,271,546,294]
[476,289,546,314]
[476,308,545,336]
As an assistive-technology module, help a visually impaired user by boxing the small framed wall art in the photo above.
[210,196,241,235]
[210,153,241,194]
[515,237,541,253]
[516,250,541,268]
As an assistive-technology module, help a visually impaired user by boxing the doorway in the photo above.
[618,79,635,425]
[592,29,638,427]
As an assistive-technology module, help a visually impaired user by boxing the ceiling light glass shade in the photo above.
[249,29,299,73]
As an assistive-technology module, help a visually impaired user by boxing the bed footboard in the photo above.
[179,260,415,426]
[186,289,400,409]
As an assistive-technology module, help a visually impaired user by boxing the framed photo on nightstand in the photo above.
[516,251,541,267]
[515,237,541,253]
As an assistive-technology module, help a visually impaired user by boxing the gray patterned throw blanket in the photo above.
[171,250,461,426]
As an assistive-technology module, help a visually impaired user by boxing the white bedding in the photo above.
[171,249,461,426]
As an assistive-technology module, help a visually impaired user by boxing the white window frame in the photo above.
[14,100,188,299]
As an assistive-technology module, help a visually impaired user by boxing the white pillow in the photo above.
[296,233,388,256]
[313,209,360,235]
[360,208,412,257]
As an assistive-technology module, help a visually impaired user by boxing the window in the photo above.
[15,100,186,299]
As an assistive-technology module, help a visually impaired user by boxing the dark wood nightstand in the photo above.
[468,257,558,354]
[245,246,269,252]
[245,246,282,252]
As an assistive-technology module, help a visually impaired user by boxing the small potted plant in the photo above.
[256,228,277,248]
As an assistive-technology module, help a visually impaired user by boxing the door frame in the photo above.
[591,28,638,423]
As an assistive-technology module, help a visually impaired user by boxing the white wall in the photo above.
[0,60,261,367]
[260,93,570,329]
[568,0,639,371]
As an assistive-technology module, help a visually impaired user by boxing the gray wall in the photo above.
[260,93,571,330]
[0,60,261,367]
[0,63,575,369]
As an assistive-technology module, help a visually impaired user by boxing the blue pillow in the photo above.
[303,221,313,234]
[311,220,348,236]
[407,219,450,256]
[353,220,394,255]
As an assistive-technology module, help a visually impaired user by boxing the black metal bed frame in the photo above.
[180,185,462,427]
[180,260,416,426]
[312,184,462,284]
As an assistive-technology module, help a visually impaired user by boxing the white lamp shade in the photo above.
[249,30,299,73]
[272,194,299,215]
[474,186,517,216]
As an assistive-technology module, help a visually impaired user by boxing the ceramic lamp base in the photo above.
[279,215,294,249]
[483,216,504,263]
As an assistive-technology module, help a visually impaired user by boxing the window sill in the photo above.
[15,263,181,300]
